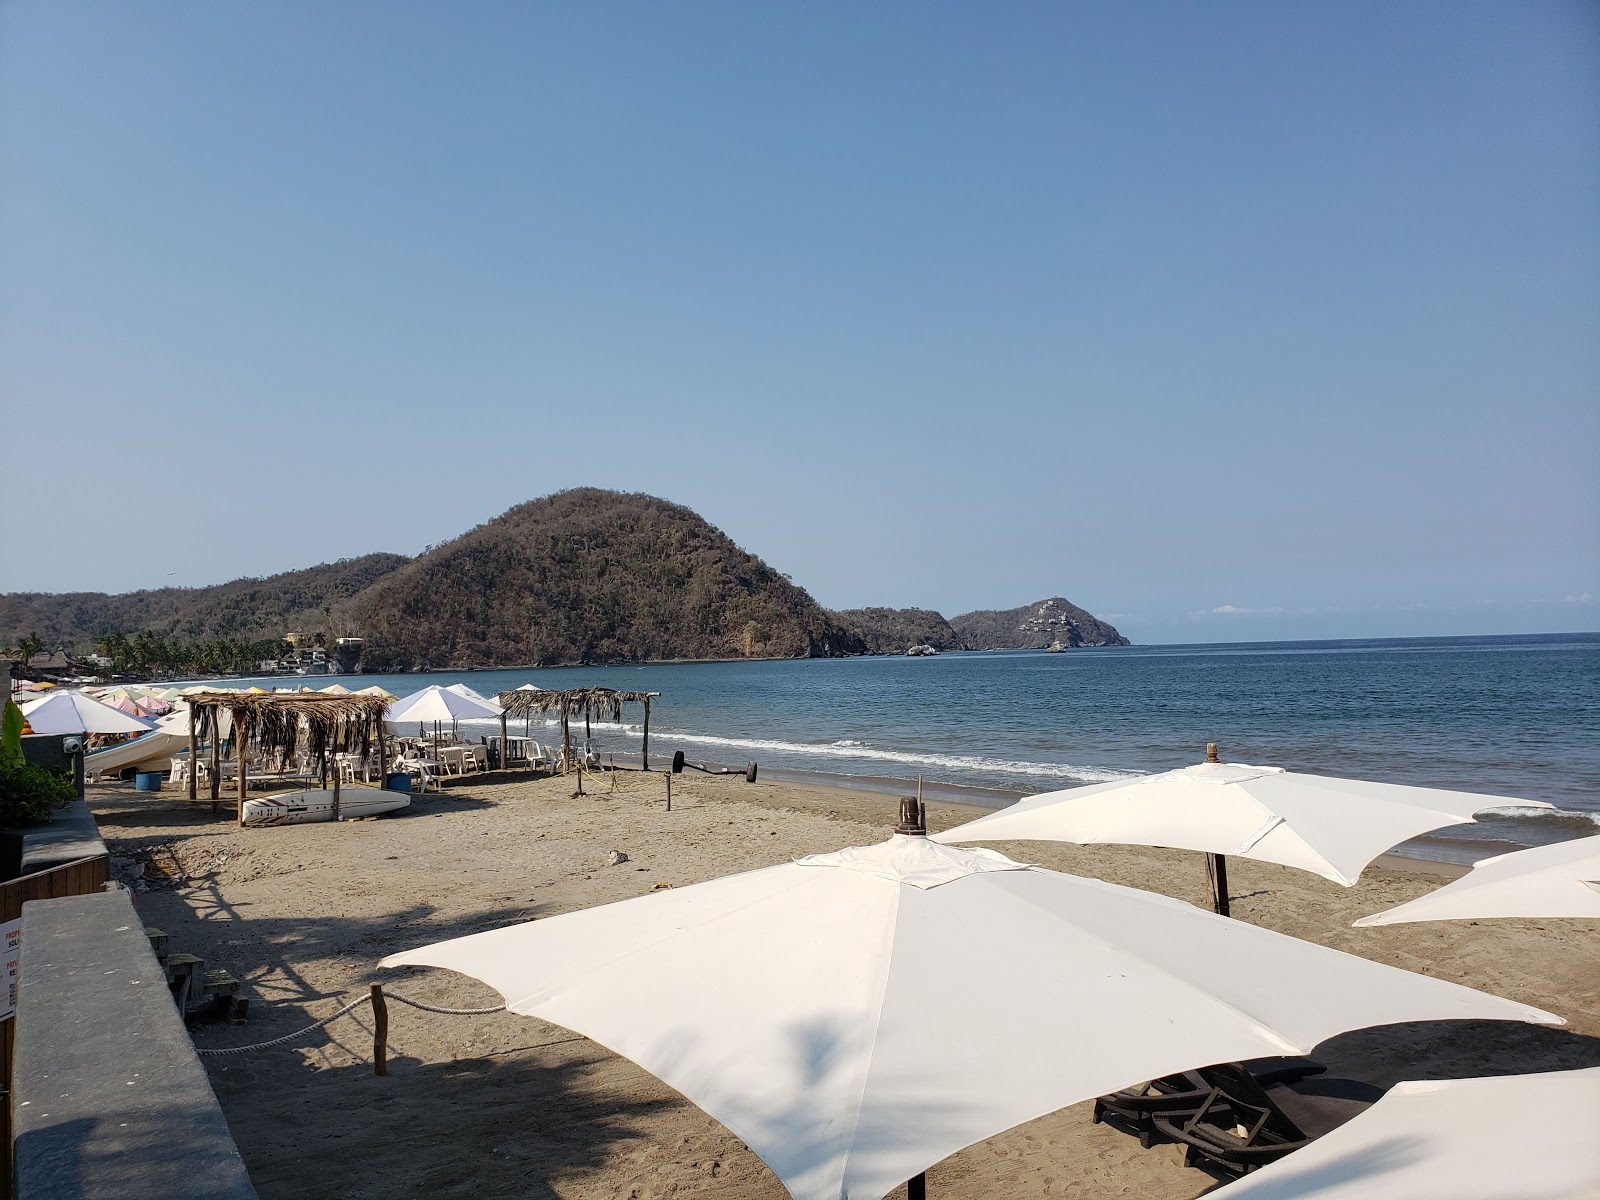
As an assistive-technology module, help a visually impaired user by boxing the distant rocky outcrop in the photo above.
[830,608,965,656]
[950,597,1129,650]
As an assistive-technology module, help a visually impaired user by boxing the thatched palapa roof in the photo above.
[187,691,392,762]
[495,687,659,723]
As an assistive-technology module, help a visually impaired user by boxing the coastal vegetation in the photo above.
[950,597,1130,650]
[348,489,865,669]
[0,553,408,649]
[1,489,1128,672]
[831,608,965,655]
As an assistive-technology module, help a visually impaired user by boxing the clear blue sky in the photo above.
[3,2,1596,644]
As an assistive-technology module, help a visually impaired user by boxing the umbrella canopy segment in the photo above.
[1205,1067,1600,1200]
[443,683,499,707]
[1355,834,1600,926]
[386,685,502,724]
[934,758,1555,889]
[18,690,157,735]
[381,835,1560,1200]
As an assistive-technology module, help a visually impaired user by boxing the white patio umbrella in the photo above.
[385,684,502,725]
[380,823,1560,1200]
[18,690,157,735]
[1203,1066,1600,1200]
[1354,834,1600,927]
[386,685,503,765]
[935,750,1553,914]
[443,682,501,708]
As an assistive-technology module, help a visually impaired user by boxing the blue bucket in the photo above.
[384,773,413,794]
[134,772,162,793]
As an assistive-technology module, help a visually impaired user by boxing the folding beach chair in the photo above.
[1093,1057,1325,1149]
[1151,1062,1381,1175]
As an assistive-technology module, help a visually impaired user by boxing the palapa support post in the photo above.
[209,724,221,809]
[236,726,248,828]
[377,725,388,787]
[187,705,199,802]
[331,741,342,822]
[641,697,650,771]
[370,983,388,1076]
[499,711,509,772]
[561,713,572,775]
[664,771,671,811]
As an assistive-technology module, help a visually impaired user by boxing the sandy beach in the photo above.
[87,771,1600,1200]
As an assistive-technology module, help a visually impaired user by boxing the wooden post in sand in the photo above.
[209,718,221,810]
[499,711,509,772]
[236,726,248,828]
[641,697,651,770]
[331,719,342,821]
[370,984,388,1076]
[187,706,199,802]
[561,712,572,775]
[1203,743,1230,917]
[664,771,671,811]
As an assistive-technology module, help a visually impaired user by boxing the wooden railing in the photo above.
[1,854,110,1199]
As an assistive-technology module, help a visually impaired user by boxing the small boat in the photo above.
[241,788,409,827]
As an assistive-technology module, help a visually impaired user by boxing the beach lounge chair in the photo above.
[1093,1057,1325,1149]
[1151,1062,1381,1175]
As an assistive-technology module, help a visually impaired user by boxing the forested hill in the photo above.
[831,608,965,655]
[950,597,1130,649]
[347,489,866,669]
[0,553,410,649]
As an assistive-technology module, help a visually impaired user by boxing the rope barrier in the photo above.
[383,993,506,1016]
[193,987,505,1058]
[195,994,374,1056]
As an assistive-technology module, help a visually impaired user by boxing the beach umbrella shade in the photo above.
[934,753,1553,914]
[1354,834,1600,927]
[443,682,502,709]
[387,684,503,763]
[386,684,502,724]
[18,690,157,735]
[1202,1066,1600,1200]
[380,827,1560,1200]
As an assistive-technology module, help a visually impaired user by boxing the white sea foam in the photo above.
[654,730,1139,785]
[1477,804,1600,827]
[459,715,1133,783]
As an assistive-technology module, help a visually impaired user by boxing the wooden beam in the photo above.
[186,705,198,802]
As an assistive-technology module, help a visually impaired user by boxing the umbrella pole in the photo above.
[1207,852,1231,918]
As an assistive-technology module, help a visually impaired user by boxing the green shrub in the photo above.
[0,698,72,826]
[0,761,72,826]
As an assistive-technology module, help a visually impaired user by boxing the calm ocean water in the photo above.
[229,633,1599,864]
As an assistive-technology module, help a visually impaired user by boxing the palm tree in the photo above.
[13,633,44,670]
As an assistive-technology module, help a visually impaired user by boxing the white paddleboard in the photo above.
[241,788,409,827]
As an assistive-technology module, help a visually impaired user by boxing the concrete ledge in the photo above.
[13,890,256,1199]
[21,801,107,874]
